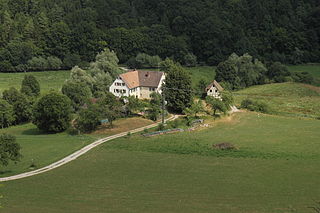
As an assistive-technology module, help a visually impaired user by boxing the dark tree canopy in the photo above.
[0,0,319,72]
[32,93,72,133]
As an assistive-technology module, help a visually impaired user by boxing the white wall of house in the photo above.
[109,78,129,97]
[207,86,221,99]
[156,74,165,94]
[110,73,165,99]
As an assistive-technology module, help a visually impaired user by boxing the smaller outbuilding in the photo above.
[205,80,224,99]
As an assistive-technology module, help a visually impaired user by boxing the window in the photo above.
[210,90,212,92]
[122,83,125,86]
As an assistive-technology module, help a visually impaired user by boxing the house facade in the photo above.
[109,70,165,99]
[205,80,224,99]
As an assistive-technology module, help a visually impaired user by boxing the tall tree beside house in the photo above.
[163,59,193,113]
[206,96,227,116]
[88,48,123,93]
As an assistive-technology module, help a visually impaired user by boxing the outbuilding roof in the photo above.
[205,80,224,92]
[120,70,164,89]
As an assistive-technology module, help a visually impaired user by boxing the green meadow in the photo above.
[0,70,70,94]
[1,112,320,213]
[0,65,319,212]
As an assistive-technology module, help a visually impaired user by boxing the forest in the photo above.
[0,0,319,72]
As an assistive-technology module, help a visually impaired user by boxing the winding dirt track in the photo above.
[0,115,178,182]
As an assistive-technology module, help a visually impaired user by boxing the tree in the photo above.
[0,99,15,128]
[267,62,291,82]
[184,53,197,67]
[221,91,234,111]
[126,96,143,116]
[21,74,40,96]
[206,96,227,116]
[216,53,267,89]
[148,92,162,121]
[32,93,72,133]
[3,87,32,124]
[62,82,92,111]
[163,59,193,113]
[185,100,204,118]
[97,92,123,126]
[0,134,21,166]
[75,104,101,133]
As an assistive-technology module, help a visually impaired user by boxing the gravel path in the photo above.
[0,115,177,182]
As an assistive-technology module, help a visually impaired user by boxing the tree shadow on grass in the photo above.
[21,128,49,136]
[0,170,12,175]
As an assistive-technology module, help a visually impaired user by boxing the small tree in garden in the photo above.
[21,74,40,96]
[206,96,227,116]
[75,104,101,133]
[0,134,21,166]
[32,93,72,133]
[62,82,92,111]
[183,100,204,118]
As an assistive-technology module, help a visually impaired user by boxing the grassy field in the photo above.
[0,117,155,178]
[233,82,320,119]
[0,70,70,94]
[185,66,216,88]
[1,112,320,213]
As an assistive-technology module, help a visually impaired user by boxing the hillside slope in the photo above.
[234,82,320,118]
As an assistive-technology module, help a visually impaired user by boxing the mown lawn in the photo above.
[0,70,70,94]
[1,112,320,213]
[233,82,320,119]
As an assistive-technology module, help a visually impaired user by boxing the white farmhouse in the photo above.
[109,70,165,99]
[205,80,224,99]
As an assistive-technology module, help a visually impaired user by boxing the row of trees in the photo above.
[0,0,319,72]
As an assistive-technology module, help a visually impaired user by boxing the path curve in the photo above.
[0,115,178,182]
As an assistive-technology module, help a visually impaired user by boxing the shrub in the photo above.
[157,123,165,131]
[21,74,40,97]
[241,98,271,113]
[213,143,237,150]
[75,104,101,133]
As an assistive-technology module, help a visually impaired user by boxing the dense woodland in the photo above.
[0,0,320,72]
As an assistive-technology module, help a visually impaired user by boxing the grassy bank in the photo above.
[233,82,320,119]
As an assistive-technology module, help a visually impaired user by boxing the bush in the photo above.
[75,104,101,133]
[27,56,48,71]
[157,123,165,131]
[213,143,237,150]
[0,99,15,128]
[47,56,62,70]
[0,134,21,166]
[32,93,72,133]
[21,74,40,96]
[241,98,271,113]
